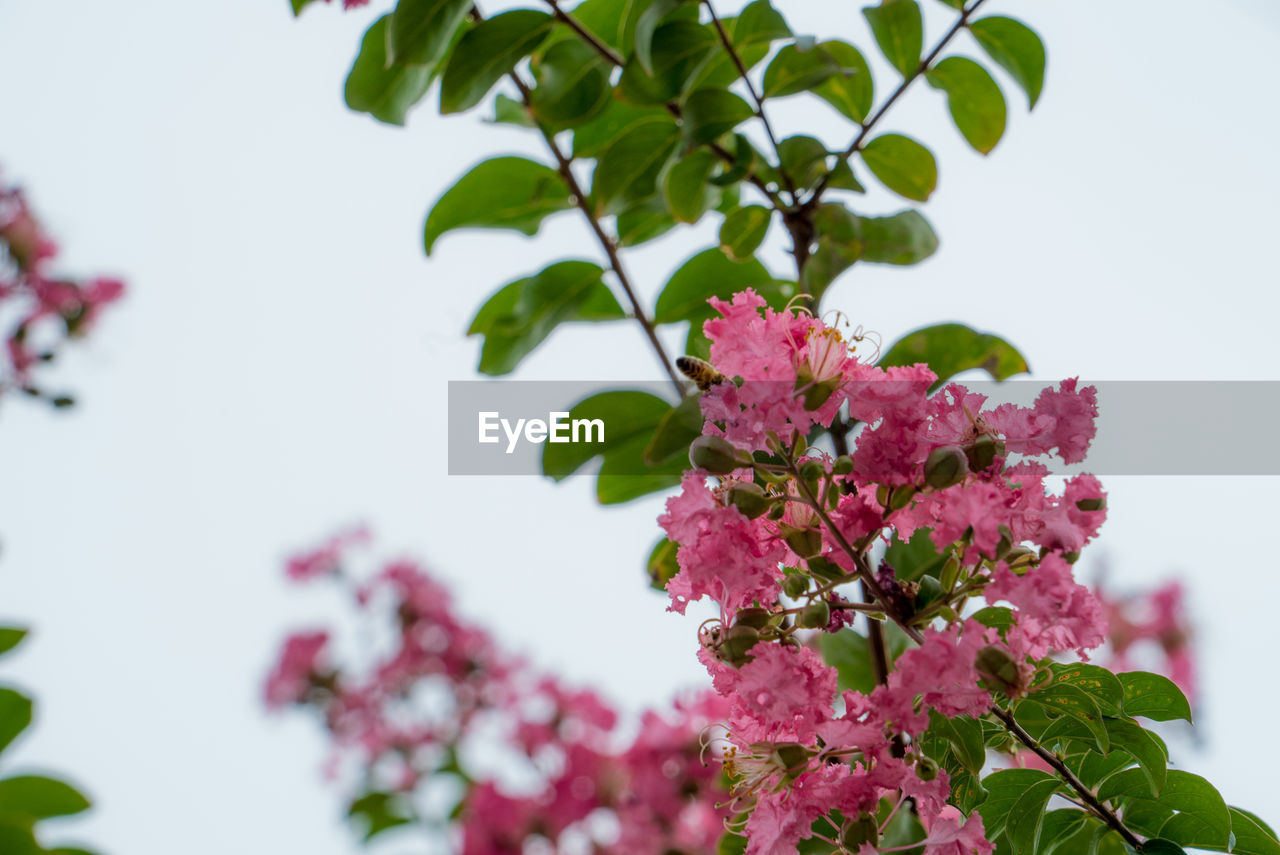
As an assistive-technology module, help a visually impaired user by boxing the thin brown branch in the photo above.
[510,74,684,395]
[807,0,990,205]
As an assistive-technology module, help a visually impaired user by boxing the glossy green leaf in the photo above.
[977,769,1058,840]
[468,262,623,375]
[1071,746,1135,791]
[812,41,874,123]
[772,135,830,190]
[344,17,437,126]
[818,628,907,693]
[542,390,672,479]
[880,323,1028,388]
[811,203,938,268]
[970,16,1046,109]
[926,56,1007,154]
[926,711,985,774]
[570,0,644,54]
[970,605,1014,634]
[1106,717,1168,796]
[654,248,775,323]
[862,0,923,78]
[1118,671,1192,723]
[860,133,937,201]
[1045,663,1124,716]
[617,22,715,106]
[681,88,753,148]
[291,0,316,16]
[617,197,678,246]
[0,629,28,658]
[826,159,866,193]
[1097,769,1230,850]
[573,100,669,159]
[1140,840,1187,855]
[647,536,680,590]
[1006,777,1065,855]
[596,430,685,503]
[348,791,414,841]
[490,93,534,126]
[1039,809,1098,855]
[0,826,39,855]
[0,776,90,822]
[732,1,791,48]
[950,770,988,814]
[440,10,553,114]
[423,157,571,254]
[530,39,612,127]
[634,0,689,75]
[761,43,841,98]
[720,205,771,261]
[0,688,32,756]
[593,117,680,214]
[388,0,471,65]
[884,529,947,581]
[1025,683,1108,753]
[662,149,720,223]
[1227,807,1280,855]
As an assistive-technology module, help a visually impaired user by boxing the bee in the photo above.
[677,356,726,392]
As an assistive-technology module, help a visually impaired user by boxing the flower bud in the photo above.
[1005,545,1036,568]
[689,435,741,474]
[994,524,1014,559]
[840,813,880,850]
[806,555,845,582]
[888,485,917,512]
[734,607,774,630]
[975,644,1027,696]
[783,527,823,559]
[965,433,1005,472]
[767,503,786,520]
[914,755,939,781]
[798,599,830,629]
[833,455,854,475]
[801,378,841,411]
[720,624,761,666]
[772,742,813,777]
[727,482,771,519]
[939,555,961,592]
[924,445,969,490]
[783,574,810,599]
[1075,497,1106,512]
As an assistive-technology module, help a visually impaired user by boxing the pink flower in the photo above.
[285,526,370,582]
[264,631,329,708]
[986,555,1107,660]
[920,805,995,855]
[730,644,836,742]
[872,621,994,733]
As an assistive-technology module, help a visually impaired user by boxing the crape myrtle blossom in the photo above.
[660,290,1108,853]
[266,533,731,854]
[0,170,124,404]
[1097,578,1196,700]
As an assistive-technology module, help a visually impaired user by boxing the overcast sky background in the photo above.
[1,0,1278,852]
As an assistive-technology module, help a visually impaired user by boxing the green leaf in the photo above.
[1025,683,1109,753]
[719,205,771,261]
[970,16,1046,109]
[884,529,947,582]
[773,135,830,191]
[950,770,988,813]
[732,1,791,48]
[593,117,681,214]
[617,197,678,246]
[617,21,715,106]
[860,133,937,201]
[880,323,1029,388]
[388,0,471,66]
[596,430,685,503]
[761,43,840,98]
[978,769,1058,840]
[642,395,703,465]
[348,791,414,841]
[717,830,748,855]
[681,88,754,148]
[1105,718,1168,796]
[468,261,623,375]
[654,248,775,323]
[648,536,680,590]
[291,0,316,16]
[0,688,32,756]
[634,0,689,75]
[926,711,985,774]
[490,93,534,127]
[818,628,907,693]
[344,17,437,126]
[439,10,553,114]
[862,0,923,78]
[1039,809,1099,855]
[569,0,643,55]
[1044,663,1124,716]
[926,56,1007,154]
[423,156,571,254]
[1118,671,1192,723]
[573,100,670,159]
[662,149,720,223]
[0,629,28,658]
[542,390,672,479]
[1227,807,1280,855]
[1098,770,1231,850]
[811,204,938,268]
[970,605,1014,634]
[1139,841,1187,855]
[1006,777,1065,855]
[530,39,612,127]
[812,41,874,123]
[0,776,90,823]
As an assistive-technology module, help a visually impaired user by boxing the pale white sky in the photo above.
[0,1,1278,852]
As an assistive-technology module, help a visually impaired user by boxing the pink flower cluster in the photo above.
[657,290,1113,853]
[0,171,124,404]
[1097,579,1195,700]
[265,533,731,854]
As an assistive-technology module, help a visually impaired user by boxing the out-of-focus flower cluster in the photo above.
[659,289,1113,854]
[0,171,124,406]
[265,531,731,854]
[1097,579,1195,701]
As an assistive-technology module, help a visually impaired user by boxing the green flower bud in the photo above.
[965,433,1006,472]
[975,644,1026,696]
[888,484,917,512]
[840,813,880,850]
[924,445,969,490]
[1075,497,1106,512]
[802,378,841,411]
[994,524,1015,559]
[914,755,939,781]
[798,599,831,629]
[772,742,813,777]
[689,435,741,474]
[734,607,774,630]
[783,527,823,559]
[720,624,761,666]
[727,482,771,519]
[832,455,855,475]
[1005,545,1036,568]
[939,555,961,592]
[783,574,810,599]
